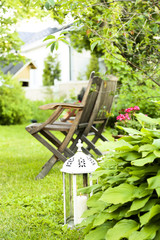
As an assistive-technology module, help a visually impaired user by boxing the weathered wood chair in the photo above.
[70,75,118,156]
[26,72,103,179]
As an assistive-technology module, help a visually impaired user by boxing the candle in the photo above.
[75,195,87,224]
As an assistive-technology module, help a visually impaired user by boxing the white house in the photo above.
[18,25,92,100]
[1,19,106,100]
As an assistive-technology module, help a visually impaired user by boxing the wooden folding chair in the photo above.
[26,72,103,179]
[81,75,118,155]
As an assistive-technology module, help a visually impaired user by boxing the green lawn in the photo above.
[0,124,83,240]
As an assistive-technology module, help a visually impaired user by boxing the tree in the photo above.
[43,54,61,86]
[0,0,46,66]
[44,0,160,86]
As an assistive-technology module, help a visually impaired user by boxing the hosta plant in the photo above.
[80,113,160,240]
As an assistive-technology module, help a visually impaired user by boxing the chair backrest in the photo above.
[95,75,118,121]
[83,74,118,135]
[79,74,103,124]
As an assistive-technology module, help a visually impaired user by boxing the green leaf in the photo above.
[131,153,156,166]
[86,192,108,210]
[129,224,159,240]
[78,183,101,195]
[93,210,121,227]
[117,126,142,135]
[139,144,157,152]
[78,215,95,228]
[154,150,160,158]
[155,229,160,240]
[142,151,150,158]
[147,175,160,190]
[141,128,160,138]
[86,192,101,207]
[136,113,160,126]
[123,151,141,161]
[44,2,50,10]
[84,222,114,240]
[82,208,99,218]
[141,199,158,212]
[51,42,56,52]
[43,35,56,41]
[90,41,99,51]
[140,205,160,226]
[152,139,160,148]
[133,183,152,199]
[55,41,59,50]
[59,38,70,45]
[98,139,133,152]
[106,219,139,240]
[48,0,55,7]
[155,188,160,197]
[128,196,150,212]
[46,41,53,48]
[100,183,135,204]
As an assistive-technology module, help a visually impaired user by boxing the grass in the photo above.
[0,124,84,240]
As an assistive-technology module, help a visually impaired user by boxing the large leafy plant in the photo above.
[80,113,160,240]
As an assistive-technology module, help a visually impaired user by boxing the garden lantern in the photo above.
[61,139,98,228]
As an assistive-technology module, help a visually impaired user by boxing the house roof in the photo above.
[1,61,36,76]
[19,27,59,45]
[18,23,73,45]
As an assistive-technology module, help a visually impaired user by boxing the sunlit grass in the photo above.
[0,124,83,239]
[0,123,112,239]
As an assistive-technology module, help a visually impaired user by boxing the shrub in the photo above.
[85,54,99,80]
[0,73,31,125]
[115,76,160,119]
[80,113,160,240]
[28,94,66,123]
[43,54,61,86]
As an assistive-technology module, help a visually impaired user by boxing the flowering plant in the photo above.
[116,106,140,122]
[115,106,141,133]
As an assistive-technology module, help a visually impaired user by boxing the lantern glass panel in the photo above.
[64,173,89,227]
[64,173,74,226]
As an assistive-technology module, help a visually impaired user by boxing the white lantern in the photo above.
[61,139,99,228]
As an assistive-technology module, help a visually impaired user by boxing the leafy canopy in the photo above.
[44,0,160,86]
[0,0,46,65]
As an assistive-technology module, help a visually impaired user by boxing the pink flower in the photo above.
[125,113,131,120]
[133,106,140,111]
[116,114,126,121]
[125,107,133,113]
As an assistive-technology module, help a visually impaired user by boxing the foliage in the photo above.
[43,54,61,86]
[44,0,160,86]
[0,0,45,65]
[115,106,142,133]
[79,113,160,240]
[0,124,84,239]
[107,60,160,119]
[0,73,32,125]
[29,95,65,123]
[85,54,99,80]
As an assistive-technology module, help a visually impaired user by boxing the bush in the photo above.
[29,94,65,123]
[85,54,99,80]
[43,54,61,86]
[115,74,160,119]
[80,113,160,240]
[0,73,32,125]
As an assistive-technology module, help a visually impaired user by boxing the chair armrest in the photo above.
[39,102,84,110]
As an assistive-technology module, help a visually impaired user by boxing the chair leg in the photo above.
[35,155,58,180]
[81,135,103,155]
